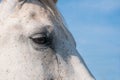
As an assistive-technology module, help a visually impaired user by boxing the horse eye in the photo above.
[30,34,49,45]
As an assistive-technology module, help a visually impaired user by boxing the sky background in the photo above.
[57,0,120,80]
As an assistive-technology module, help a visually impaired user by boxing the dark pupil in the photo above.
[32,37,47,44]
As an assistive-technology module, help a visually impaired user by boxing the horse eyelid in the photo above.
[29,33,51,45]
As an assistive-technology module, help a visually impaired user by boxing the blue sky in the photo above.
[57,0,120,80]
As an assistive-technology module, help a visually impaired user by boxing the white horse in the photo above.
[0,0,95,80]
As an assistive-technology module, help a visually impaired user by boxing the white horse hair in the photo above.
[0,0,95,80]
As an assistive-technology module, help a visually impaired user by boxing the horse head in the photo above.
[0,0,95,80]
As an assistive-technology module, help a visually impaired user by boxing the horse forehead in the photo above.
[17,3,51,20]
[1,2,52,22]
[2,3,55,30]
